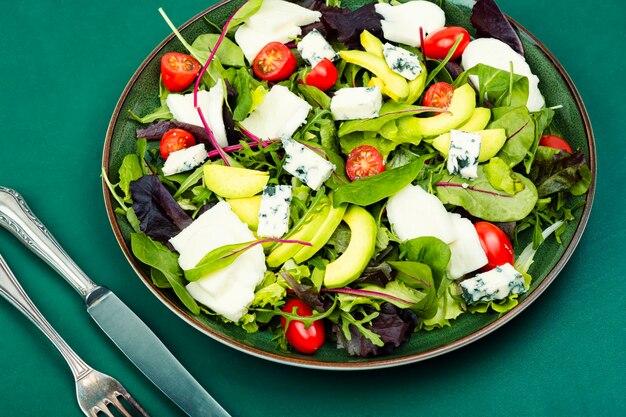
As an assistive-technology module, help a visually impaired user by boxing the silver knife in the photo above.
[0,187,230,417]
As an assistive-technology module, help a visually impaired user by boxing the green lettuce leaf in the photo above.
[489,106,536,167]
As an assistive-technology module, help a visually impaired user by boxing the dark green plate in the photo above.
[102,0,596,369]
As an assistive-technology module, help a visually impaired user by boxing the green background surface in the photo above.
[0,0,623,416]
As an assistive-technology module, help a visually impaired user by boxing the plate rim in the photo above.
[101,0,596,370]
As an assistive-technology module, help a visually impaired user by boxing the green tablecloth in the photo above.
[0,0,622,415]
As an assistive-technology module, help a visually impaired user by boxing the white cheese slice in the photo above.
[459,263,526,304]
[297,29,338,67]
[383,43,422,80]
[165,86,228,147]
[169,201,266,322]
[234,0,321,62]
[447,130,481,179]
[240,85,312,140]
[257,185,292,238]
[386,184,456,244]
[447,213,488,280]
[281,137,336,191]
[375,1,445,47]
[461,38,546,111]
[330,86,382,121]
[162,144,207,176]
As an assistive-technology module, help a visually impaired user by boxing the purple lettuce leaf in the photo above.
[280,271,326,312]
[333,303,418,357]
[130,175,192,244]
[471,0,524,55]
[136,120,215,149]
[530,148,587,197]
[353,262,396,287]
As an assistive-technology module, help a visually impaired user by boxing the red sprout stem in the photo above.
[419,26,426,63]
[239,126,261,144]
[206,139,279,159]
[197,106,230,165]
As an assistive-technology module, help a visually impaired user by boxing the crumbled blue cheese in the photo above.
[169,201,266,322]
[234,0,322,62]
[383,43,422,80]
[330,86,382,121]
[162,144,207,176]
[281,137,336,190]
[257,185,292,238]
[240,85,312,140]
[297,29,338,67]
[375,1,445,47]
[460,263,526,305]
[447,130,481,179]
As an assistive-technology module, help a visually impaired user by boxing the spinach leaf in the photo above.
[489,106,536,167]
[523,107,555,174]
[436,165,538,222]
[399,236,450,291]
[332,156,427,207]
[386,261,437,318]
[455,64,529,108]
[191,34,245,67]
[297,83,331,110]
[231,68,254,121]
[339,132,399,159]
[118,154,143,201]
[130,232,200,315]
[227,0,263,32]
[128,104,172,124]
[338,102,437,137]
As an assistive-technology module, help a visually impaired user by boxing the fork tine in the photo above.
[109,396,133,417]
[119,389,151,417]
[97,404,116,417]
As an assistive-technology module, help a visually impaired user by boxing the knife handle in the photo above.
[0,187,99,299]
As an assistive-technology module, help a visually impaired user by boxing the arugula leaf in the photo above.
[484,157,524,195]
[455,64,529,108]
[118,154,143,201]
[418,278,464,331]
[128,104,172,124]
[130,233,200,315]
[387,261,437,318]
[399,236,450,291]
[436,166,538,222]
[227,0,263,32]
[339,132,400,159]
[523,107,555,174]
[297,83,332,110]
[333,156,428,207]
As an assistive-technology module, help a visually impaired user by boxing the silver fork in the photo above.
[0,254,150,417]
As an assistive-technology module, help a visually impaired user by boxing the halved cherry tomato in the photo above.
[346,145,386,181]
[423,26,470,60]
[422,82,455,109]
[160,52,201,92]
[159,129,196,159]
[305,58,338,91]
[252,42,297,81]
[539,134,572,153]
[281,298,325,355]
[474,221,515,271]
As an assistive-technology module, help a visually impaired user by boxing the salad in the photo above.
[104,0,591,358]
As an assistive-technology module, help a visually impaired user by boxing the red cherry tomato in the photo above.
[345,145,386,181]
[305,58,338,91]
[281,298,325,355]
[160,52,201,92]
[252,42,297,81]
[474,221,515,271]
[159,129,196,159]
[539,134,573,153]
[422,82,455,109]
[423,26,470,60]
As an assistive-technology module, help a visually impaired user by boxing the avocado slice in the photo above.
[323,205,377,289]
[227,195,262,231]
[340,50,409,102]
[402,61,428,105]
[412,83,476,137]
[431,128,507,162]
[457,107,491,132]
[266,197,331,268]
[204,164,269,199]
[293,203,347,263]
[360,30,384,58]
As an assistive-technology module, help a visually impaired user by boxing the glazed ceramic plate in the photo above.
[102,0,595,369]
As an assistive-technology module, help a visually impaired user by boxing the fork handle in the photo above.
[0,187,98,299]
[0,255,93,380]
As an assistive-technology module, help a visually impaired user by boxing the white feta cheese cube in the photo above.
[375,1,445,47]
[330,86,382,121]
[297,29,338,67]
[447,130,481,179]
[169,201,266,322]
[281,137,336,190]
[240,85,312,140]
[165,85,228,147]
[386,184,457,244]
[447,213,488,279]
[162,144,207,176]
[460,263,526,305]
[257,185,293,238]
[383,43,422,80]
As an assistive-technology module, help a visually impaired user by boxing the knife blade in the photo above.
[0,186,230,417]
